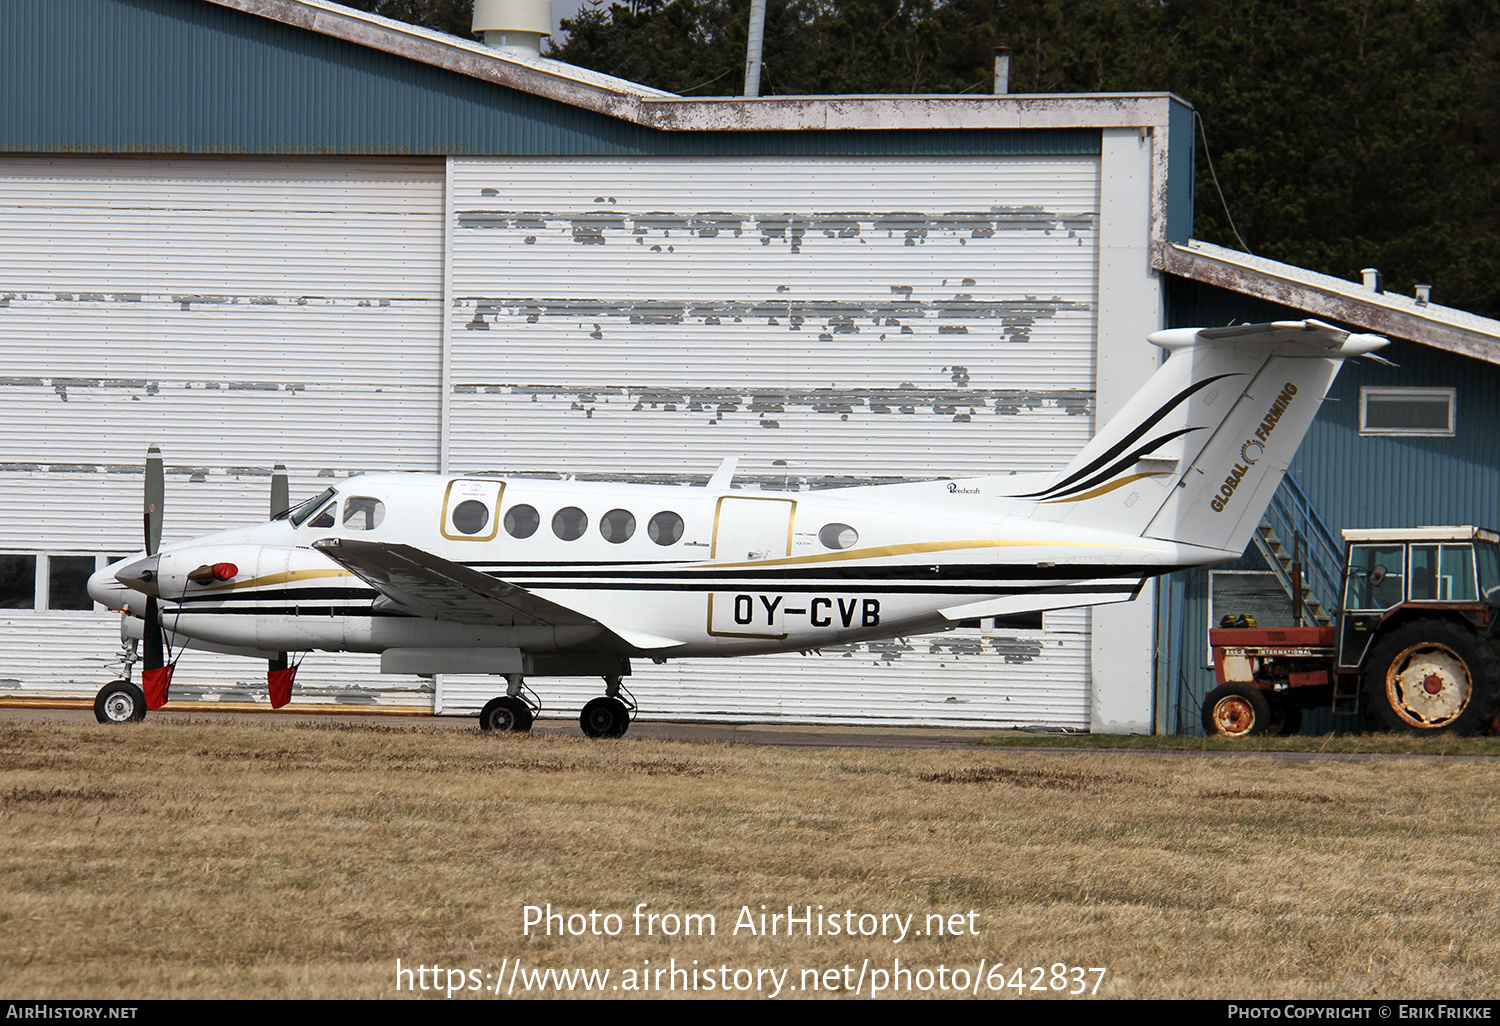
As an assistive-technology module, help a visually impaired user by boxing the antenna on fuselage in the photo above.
[707,457,738,491]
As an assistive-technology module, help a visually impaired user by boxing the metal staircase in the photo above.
[1250,472,1342,627]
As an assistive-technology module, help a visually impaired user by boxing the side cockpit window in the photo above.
[342,497,385,531]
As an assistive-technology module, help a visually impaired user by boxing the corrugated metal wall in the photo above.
[1,150,1105,728]
[0,154,444,702]
[439,154,1101,727]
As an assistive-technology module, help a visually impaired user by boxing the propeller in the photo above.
[268,462,295,708]
[139,445,173,710]
[130,449,300,710]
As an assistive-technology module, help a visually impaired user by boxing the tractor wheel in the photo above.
[1362,619,1500,734]
[1201,684,1271,739]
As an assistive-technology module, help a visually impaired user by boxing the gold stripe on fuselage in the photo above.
[197,569,355,592]
[712,536,1153,570]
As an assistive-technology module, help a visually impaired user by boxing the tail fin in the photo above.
[1022,320,1386,554]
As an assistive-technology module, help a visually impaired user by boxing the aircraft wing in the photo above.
[310,538,684,650]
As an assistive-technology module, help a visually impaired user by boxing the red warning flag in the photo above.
[268,667,297,710]
[142,666,173,710]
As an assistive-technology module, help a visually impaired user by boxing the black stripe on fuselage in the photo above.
[460,562,1162,582]
[164,582,1144,617]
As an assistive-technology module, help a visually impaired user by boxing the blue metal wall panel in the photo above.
[1158,275,1500,732]
[2,0,1100,157]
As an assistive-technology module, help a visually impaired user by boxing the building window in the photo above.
[48,556,97,610]
[0,555,37,609]
[0,554,105,611]
[1359,387,1455,437]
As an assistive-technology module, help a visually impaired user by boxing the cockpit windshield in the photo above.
[276,488,337,527]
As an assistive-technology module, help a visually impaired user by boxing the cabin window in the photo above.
[308,505,336,530]
[819,523,859,550]
[342,497,385,531]
[504,504,540,539]
[1409,544,1477,602]
[1344,544,1405,610]
[553,506,588,541]
[648,511,684,546]
[600,509,636,543]
[451,500,490,536]
[1359,387,1455,436]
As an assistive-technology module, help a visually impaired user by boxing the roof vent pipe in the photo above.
[1361,267,1383,294]
[1414,284,1432,306]
[993,46,1011,95]
[473,0,551,56]
[743,0,767,96]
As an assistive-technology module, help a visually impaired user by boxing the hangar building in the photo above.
[3,0,1497,733]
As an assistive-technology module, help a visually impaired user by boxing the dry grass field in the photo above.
[2,717,1497,1000]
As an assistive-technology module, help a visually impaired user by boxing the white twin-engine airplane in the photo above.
[87,320,1388,735]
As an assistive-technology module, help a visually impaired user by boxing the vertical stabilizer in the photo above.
[1018,320,1386,555]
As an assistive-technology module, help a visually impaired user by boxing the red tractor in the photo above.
[1204,527,1500,737]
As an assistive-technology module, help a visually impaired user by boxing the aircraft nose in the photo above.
[112,554,161,597]
[88,561,130,610]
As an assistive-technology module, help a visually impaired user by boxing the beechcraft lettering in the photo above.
[86,321,1387,737]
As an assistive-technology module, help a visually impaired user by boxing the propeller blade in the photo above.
[144,444,164,557]
[271,463,289,519]
[140,595,172,710]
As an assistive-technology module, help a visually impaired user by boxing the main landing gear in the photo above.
[478,674,635,738]
[579,676,635,739]
[479,674,539,733]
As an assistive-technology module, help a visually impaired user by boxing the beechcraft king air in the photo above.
[86,320,1387,736]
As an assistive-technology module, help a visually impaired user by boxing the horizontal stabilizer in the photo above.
[940,577,1144,621]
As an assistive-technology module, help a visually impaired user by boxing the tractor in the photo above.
[1204,527,1500,737]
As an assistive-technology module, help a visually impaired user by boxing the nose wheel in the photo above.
[94,680,147,724]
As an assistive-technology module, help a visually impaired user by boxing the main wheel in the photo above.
[478,696,534,732]
[1362,619,1500,734]
[94,680,147,724]
[579,696,630,738]
[1201,684,1271,738]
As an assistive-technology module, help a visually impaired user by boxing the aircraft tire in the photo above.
[580,696,629,739]
[1362,619,1500,734]
[94,680,147,724]
[479,696,534,733]
[1201,684,1270,739]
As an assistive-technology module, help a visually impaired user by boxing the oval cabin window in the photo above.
[504,504,540,539]
[600,509,636,543]
[451,499,490,536]
[648,511,684,546]
[819,523,858,550]
[553,506,588,541]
